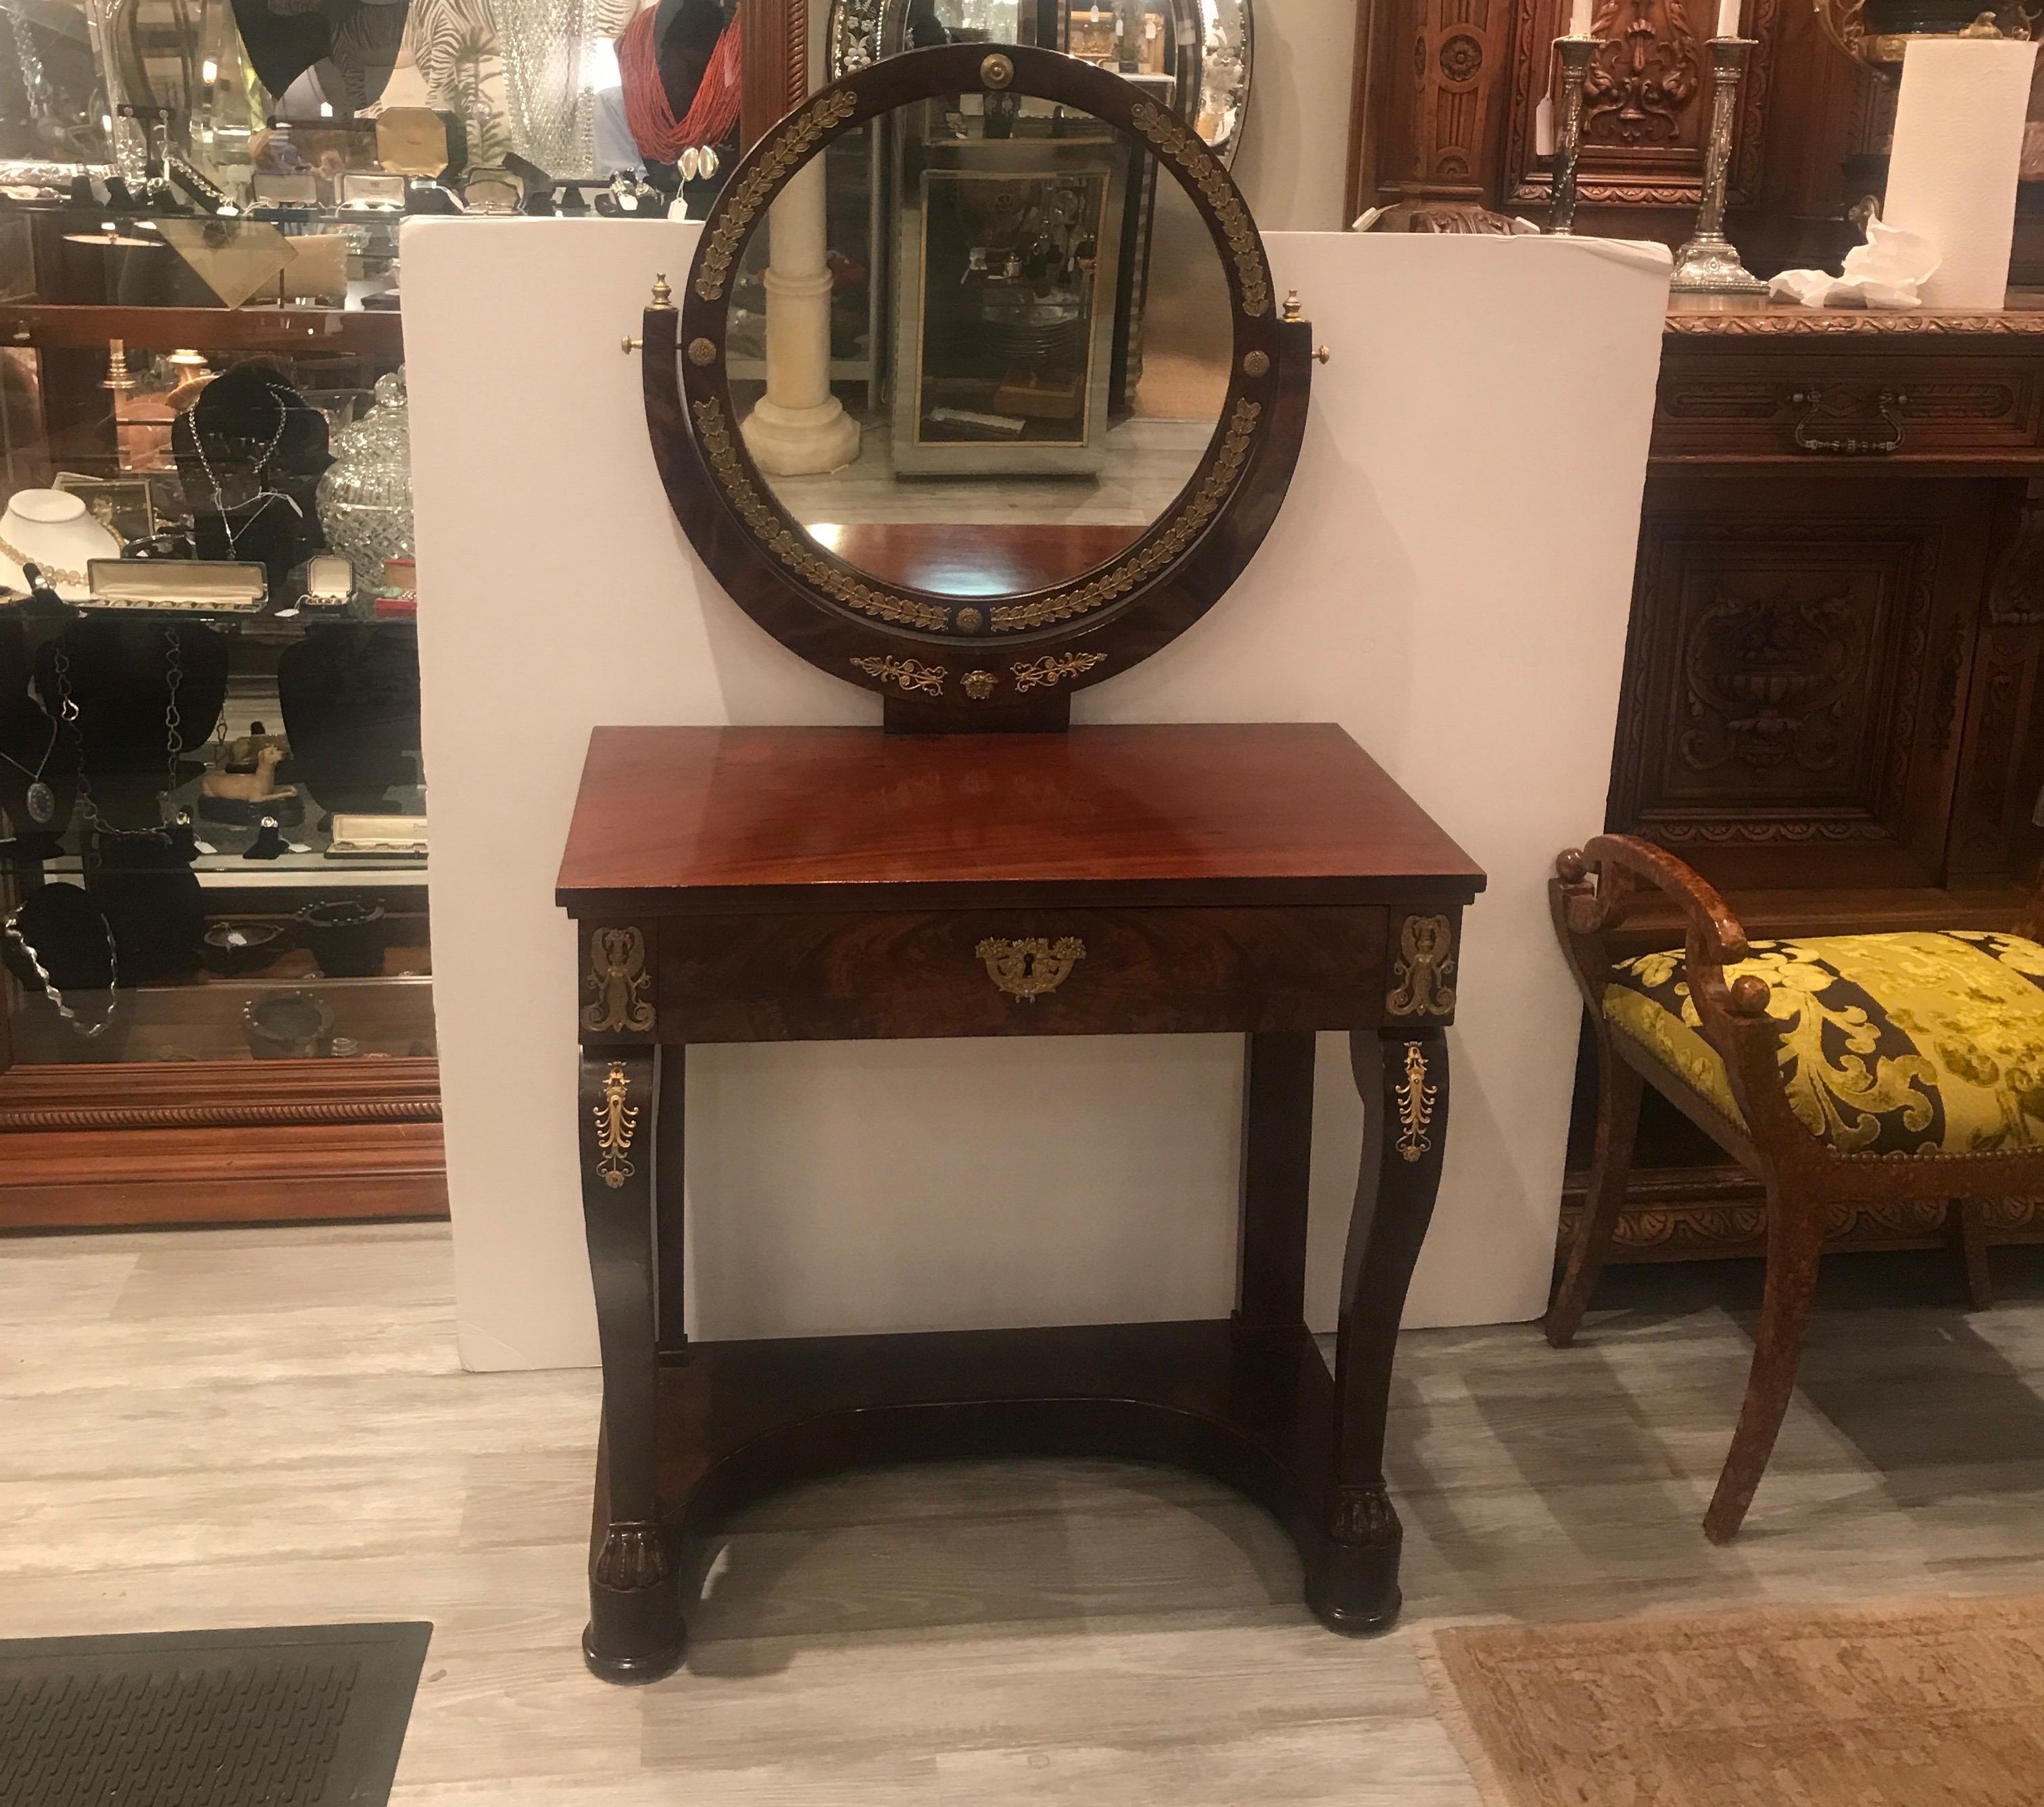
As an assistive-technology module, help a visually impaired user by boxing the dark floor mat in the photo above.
[0,1621,432,1807]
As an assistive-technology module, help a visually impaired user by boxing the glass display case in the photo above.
[0,0,737,1227]
[892,93,1131,475]
[0,269,439,1220]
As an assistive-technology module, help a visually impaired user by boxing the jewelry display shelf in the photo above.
[0,303,403,358]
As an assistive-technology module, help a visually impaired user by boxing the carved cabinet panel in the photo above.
[1350,0,1876,268]
[1611,471,1995,891]
[1502,0,1779,212]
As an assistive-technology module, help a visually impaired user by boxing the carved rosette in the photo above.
[1398,0,1511,202]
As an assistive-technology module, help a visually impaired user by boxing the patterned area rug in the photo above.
[1419,1598,2044,1807]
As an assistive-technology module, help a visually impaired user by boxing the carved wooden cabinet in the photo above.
[1572,303,2044,1262]
[1348,0,1879,268]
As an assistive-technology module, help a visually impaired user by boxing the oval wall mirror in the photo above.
[825,0,1252,166]
[639,41,1313,725]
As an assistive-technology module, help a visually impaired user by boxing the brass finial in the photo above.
[1282,290,1303,323]
[982,51,1014,87]
[648,272,675,311]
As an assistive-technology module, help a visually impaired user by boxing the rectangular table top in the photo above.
[556,724,1486,914]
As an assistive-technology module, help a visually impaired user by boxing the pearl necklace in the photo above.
[0,531,87,588]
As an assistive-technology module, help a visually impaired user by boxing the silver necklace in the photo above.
[0,706,61,825]
[3,901,118,1039]
[193,385,293,560]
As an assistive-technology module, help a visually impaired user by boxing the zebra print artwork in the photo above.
[404,0,512,167]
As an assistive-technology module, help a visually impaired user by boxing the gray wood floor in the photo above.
[6,1223,2044,1805]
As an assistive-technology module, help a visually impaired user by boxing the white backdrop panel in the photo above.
[404,218,1668,1370]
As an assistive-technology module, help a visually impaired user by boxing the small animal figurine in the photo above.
[226,722,289,770]
[201,743,294,806]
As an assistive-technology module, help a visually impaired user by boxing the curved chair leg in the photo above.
[1703,1183,1829,1543]
[1544,1038,1644,1349]
[1948,1197,1993,1312]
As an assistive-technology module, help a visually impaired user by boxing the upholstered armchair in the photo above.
[1547,835,2044,1541]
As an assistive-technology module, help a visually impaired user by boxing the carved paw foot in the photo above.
[585,1521,685,1684]
[1309,1483,1405,1637]
[1328,1481,1401,1548]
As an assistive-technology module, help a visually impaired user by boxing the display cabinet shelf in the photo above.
[0,303,403,357]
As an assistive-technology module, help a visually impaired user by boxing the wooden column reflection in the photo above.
[740,0,810,151]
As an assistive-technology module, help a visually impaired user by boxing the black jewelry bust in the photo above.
[87,825,205,980]
[34,617,230,831]
[277,622,420,816]
[171,363,331,601]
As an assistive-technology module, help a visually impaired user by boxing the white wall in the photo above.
[1233,0,1360,229]
[405,218,1668,1371]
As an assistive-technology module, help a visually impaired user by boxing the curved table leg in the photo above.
[579,1047,685,1683]
[1311,1026,1449,1635]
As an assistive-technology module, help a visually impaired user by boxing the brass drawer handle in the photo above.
[975,936,1085,1001]
[1788,386,1907,455]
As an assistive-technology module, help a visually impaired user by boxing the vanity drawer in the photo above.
[658,907,1394,1041]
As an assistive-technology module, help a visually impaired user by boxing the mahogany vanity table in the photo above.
[564,43,1484,1681]
[562,722,1481,1679]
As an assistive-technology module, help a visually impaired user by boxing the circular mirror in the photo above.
[723,90,1234,597]
[645,43,1309,718]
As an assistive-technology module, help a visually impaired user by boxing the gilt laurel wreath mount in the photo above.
[639,42,1316,726]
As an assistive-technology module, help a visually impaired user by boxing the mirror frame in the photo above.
[641,41,1313,726]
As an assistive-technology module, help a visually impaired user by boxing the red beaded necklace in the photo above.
[618,5,743,168]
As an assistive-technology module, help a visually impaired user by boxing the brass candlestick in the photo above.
[1549,35,1597,236]
[1669,36,1766,296]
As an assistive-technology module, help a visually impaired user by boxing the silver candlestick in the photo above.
[1669,36,1766,297]
[1548,35,1596,237]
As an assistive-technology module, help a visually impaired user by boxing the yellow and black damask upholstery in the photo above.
[1602,931,2044,1158]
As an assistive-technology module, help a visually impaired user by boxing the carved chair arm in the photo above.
[1553,835,1798,1154]
[1556,835,1750,967]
